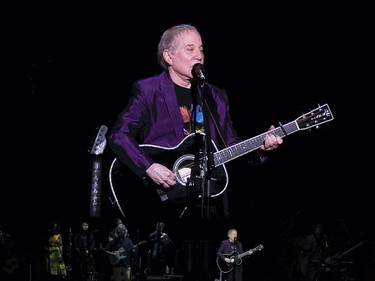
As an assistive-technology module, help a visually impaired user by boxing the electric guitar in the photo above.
[216,244,264,273]
[100,240,147,265]
[88,125,108,217]
[109,104,334,216]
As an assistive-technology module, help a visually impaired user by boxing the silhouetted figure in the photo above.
[301,223,329,281]
[0,225,27,281]
[73,221,96,280]
[108,218,124,242]
[147,222,173,276]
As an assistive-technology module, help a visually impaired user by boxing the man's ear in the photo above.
[163,50,173,66]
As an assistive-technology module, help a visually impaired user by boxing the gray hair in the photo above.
[157,24,201,70]
[116,223,127,231]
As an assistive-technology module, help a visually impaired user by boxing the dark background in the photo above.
[2,4,373,281]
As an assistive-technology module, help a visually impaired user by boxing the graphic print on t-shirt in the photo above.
[180,104,204,136]
[175,83,204,136]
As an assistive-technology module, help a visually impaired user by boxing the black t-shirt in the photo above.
[174,83,204,135]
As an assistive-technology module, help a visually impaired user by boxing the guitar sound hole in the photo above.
[174,154,195,186]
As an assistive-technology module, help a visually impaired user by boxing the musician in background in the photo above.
[102,224,136,281]
[216,229,247,281]
[147,221,173,275]
[0,225,25,281]
[300,223,330,281]
[108,218,124,242]
[44,221,67,280]
[73,221,96,281]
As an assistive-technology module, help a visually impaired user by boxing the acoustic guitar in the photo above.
[101,240,147,265]
[216,244,264,273]
[109,104,334,218]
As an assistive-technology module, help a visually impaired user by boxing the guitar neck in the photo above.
[90,157,103,217]
[236,244,263,259]
[238,249,253,259]
[89,124,108,217]
[213,103,334,167]
[214,120,298,167]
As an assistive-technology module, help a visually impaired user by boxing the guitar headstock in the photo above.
[89,125,108,155]
[296,104,334,130]
[254,244,264,251]
[133,240,148,249]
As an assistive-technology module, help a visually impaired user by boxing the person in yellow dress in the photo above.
[44,221,67,280]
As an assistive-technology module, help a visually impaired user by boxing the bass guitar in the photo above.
[109,104,334,217]
[216,244,264,273]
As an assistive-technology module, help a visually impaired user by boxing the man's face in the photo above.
[168,31,204,80]
[117,228,127,236]
[228,230,237,241]
[156,222,164,231]
[314,227,322,235]
[82,223,89,230]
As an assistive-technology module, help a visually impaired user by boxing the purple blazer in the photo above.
[108,71,243,178]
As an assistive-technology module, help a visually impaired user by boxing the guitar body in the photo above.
[216,254,240,274]
[107,247,126,265]
[3,257,20,274]
[101,241,147,266]
[2,256,28,274]
[109,133,228,218]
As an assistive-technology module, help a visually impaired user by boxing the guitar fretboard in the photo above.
[214,121,298,166]
[90,158,102,217]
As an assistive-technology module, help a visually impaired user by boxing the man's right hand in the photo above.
[224,257,234,264]
[146,163,176,188]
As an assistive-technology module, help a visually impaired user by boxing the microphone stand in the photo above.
[134,229,141,281]
[233,239,238,280]
[191,78,215,219]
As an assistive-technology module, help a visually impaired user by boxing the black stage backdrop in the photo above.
[2,4,373,281]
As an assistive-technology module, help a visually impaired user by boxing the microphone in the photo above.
[192,63,205,80]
